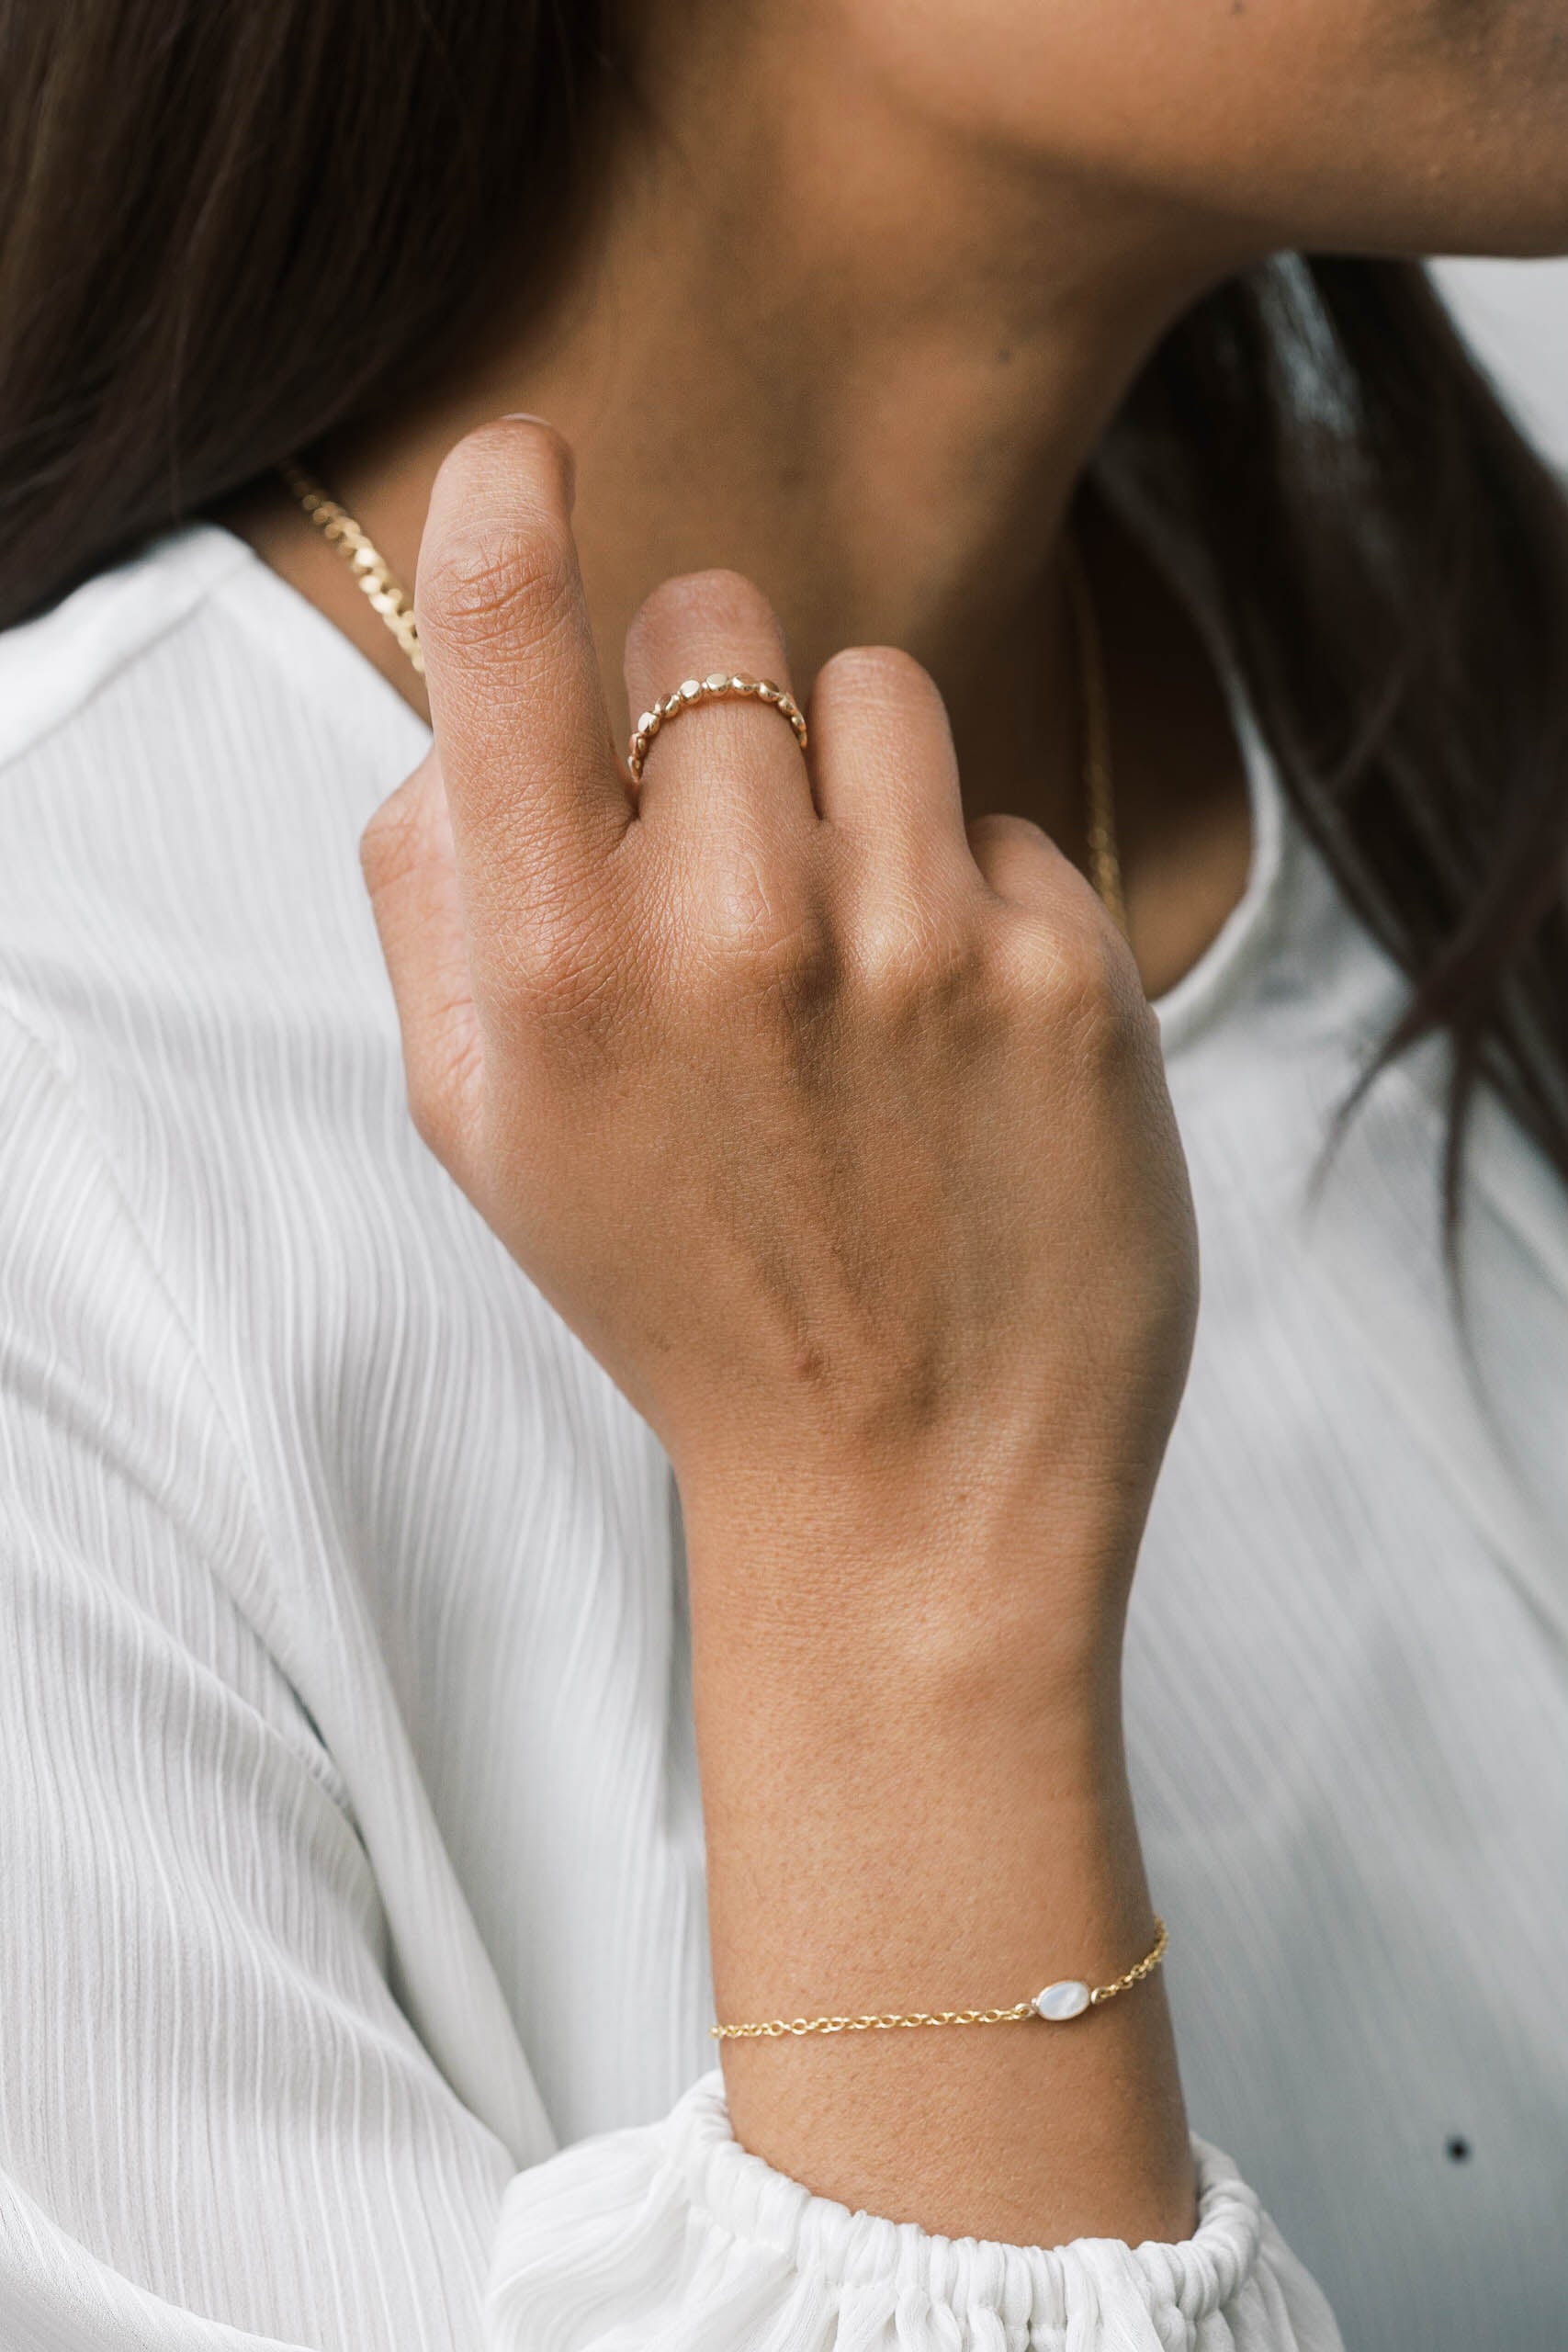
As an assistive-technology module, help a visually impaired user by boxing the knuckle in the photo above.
[416,512,579,657]
[730,922,836,1019]
[358,792,419,902]
[856,899,980,1015]
[967,808,1052,863]
[1032,910,1148,1059]
[360,763,442,902]
[1059,901,1131,999]
[696,857,836,1012]
[404,1061,458,1162]
[401,1018,482,1170]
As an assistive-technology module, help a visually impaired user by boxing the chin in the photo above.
[1234,136,1568,271]
[1375,181,1568,265]
[1433,206,1568,264]
[1338,12,1568,259]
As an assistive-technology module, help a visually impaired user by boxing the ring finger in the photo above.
[622,569,816,843]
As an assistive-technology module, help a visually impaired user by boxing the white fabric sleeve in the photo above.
[490,2081,1343,2351]
[0,1012,1343,2352]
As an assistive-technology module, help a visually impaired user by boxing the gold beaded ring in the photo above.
[627,673,808,785]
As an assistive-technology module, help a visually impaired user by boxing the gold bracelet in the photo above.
[711,1917,1168,2040]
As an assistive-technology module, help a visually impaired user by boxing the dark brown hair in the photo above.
[3,1,1566,1212]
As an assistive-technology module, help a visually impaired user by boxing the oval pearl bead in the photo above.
[1033,1979,1090,2022]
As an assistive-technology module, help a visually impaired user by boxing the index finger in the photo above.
[415,419,632,941]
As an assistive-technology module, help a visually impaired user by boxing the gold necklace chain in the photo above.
[281,461,424,678]
[279,464,1123,922]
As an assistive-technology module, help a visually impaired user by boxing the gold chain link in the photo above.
[1087,1915,1169,2006]
[712,1917,1167,2040]
[714,2003,1038,2042]
[279,461,424,678]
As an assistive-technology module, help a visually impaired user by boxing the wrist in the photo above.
[678,1455,1139,1739]
[684,1464,1189,2250]
[699,1668,1183,2245]
[694,1633,1136,1907]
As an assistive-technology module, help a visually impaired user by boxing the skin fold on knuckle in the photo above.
[361,810,436,920]
[852,897,985,1027]
[416,513,581,665]
[966,808,1055,880]
[1014,905,1150,1077]
[684,849,837,1026]
[403,1031,479,1172]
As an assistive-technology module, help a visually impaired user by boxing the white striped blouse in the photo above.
[0,523,1562,2352]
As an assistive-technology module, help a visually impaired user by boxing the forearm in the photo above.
[383,413,1206,2263]
[689,1480,1195,2251]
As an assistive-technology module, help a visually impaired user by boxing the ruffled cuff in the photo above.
[486,2070,1343,2350]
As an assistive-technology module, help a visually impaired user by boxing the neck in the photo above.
[254,15,1247,860]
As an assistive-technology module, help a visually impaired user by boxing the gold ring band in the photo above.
[627,674,807,784]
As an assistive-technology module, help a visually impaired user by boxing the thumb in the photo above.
[361,749,484,1184]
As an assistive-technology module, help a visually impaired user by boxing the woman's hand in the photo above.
[363,418,1199,2245]
[363,418,1197,1671]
